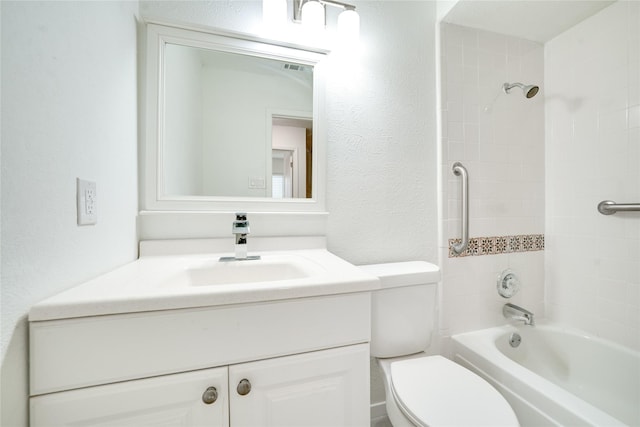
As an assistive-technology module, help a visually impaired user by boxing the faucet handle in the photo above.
[232,221,250,234]
[232,212,250,234]
[232,213,250,234]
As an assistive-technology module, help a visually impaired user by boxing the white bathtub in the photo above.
[452,323,640,427]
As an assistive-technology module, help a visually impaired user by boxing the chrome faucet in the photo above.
[218,213,261,261]
[232,212,250,260]
[503,303,535,326]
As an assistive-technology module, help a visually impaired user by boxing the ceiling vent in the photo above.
[283,63,310,72]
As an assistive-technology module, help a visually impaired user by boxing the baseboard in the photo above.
[371,401,387,421]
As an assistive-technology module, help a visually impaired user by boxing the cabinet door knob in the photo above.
[202,386,219,404]
[236,378,251,396]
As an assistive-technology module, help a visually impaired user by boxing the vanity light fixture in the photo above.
[262,0,359,45]
[289,0,360,41]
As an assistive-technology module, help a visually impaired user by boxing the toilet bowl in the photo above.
[361,262,519,427]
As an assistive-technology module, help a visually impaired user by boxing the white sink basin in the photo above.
[185,255,325,286]
[28,242,380,321]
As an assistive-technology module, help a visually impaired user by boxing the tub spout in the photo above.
[503,303,535,326]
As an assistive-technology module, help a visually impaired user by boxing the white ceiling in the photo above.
[443,0,616,43]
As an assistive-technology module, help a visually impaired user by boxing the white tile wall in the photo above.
[545,0,640,350]
[439,23,545,340]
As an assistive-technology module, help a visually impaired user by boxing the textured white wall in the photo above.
[545,0,640,350]
[439,23,546,343]
[325,1,438,266]
[0,2,139,425]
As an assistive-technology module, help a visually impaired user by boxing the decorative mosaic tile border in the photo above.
[448,234,544,258]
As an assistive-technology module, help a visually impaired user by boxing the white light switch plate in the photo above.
[248,177,266,189]
[77,178,97,226]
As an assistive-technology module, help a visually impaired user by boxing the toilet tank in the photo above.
[360,261,440,358]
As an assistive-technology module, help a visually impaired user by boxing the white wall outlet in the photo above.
[77,178,97,226]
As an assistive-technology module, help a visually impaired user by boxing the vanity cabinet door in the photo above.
[30,367,229,427]
[229,344,369,427]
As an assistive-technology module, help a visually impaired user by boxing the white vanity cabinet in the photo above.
[229,345,369,426]
[31,367,230,426]
[29,293,372,427]
[30,344,368,427]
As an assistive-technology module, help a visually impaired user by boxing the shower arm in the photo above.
[503,82,524,91]
[451,162,469,255]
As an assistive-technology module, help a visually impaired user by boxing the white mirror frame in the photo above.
[141,19,329,214]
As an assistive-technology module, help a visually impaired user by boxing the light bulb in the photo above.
[301,0,324,30]
[338,9,360,43]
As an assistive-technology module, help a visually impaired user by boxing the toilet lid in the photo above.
[390,356,519,427]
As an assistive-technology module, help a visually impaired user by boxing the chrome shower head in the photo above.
[503,82,539,98]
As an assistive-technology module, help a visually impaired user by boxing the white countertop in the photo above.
[29,247,380,322]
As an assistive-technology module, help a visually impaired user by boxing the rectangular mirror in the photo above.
[142,21,328,212]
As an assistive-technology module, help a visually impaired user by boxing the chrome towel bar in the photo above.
[452,162,469,255]
[597,200,640,215]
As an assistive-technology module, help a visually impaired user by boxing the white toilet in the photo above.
[362,261,519,427]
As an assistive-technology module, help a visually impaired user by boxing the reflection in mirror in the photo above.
[271,116,312,199]
[163,44,313,199]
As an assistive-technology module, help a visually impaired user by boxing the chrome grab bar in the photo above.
[452,162,469,255]
[597,200,640,215]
